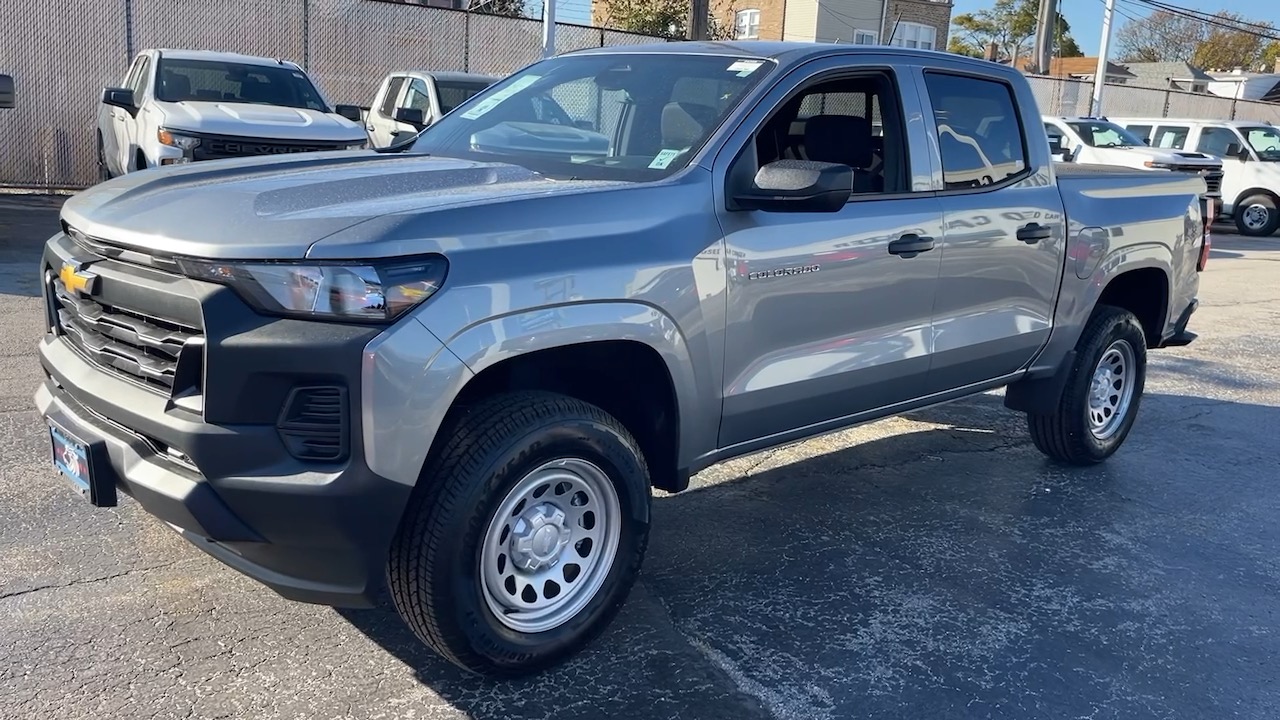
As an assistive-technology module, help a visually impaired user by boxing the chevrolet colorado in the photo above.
[36,42,1205,676]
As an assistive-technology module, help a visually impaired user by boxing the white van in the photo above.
[1112,117,1280,236]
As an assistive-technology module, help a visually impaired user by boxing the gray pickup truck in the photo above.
[35,42,1205,676]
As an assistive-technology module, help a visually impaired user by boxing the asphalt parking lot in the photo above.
[2,194,1278,720]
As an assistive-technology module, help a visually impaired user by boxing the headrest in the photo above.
[803,114,873,168]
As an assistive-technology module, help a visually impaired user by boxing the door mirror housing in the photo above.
[102,87,136,113]
[393,107,426,128]
[334,104,363,122]
[1049,136,1074,162]
[732,160,853,213]
[0,74,13,109]
[1225,142,1249,160]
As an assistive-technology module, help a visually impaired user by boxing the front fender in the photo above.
[439,301,714,470]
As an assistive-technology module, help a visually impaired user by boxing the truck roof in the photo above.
[1110,116,1277,128]
[148,48,303,68]
[385,70,499,84]
[569,40,1005,71]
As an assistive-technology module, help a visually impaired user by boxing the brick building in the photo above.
[592,0,951,50]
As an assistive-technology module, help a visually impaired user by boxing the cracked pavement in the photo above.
[2,195,1279,719]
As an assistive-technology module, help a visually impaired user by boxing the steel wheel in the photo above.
[1087,339,1136,440]
[480,457,622,634]
[1241,203,1271,232]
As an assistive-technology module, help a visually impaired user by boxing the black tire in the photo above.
[388,391,651,676]
[1234,193,1280,236]
[1027,305,1147,465]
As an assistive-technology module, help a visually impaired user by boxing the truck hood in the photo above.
[1093,145,1221,167]
[156,101,366,142]
[60,152,627,259]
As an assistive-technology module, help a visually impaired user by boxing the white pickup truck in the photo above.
[96,49,368,179]
[1044,117,1224,215]
[364,71,498,148]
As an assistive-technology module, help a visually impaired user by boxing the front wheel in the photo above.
[388,391,651,676]
[1027,305,1147,465]
[1234,193,1280,236]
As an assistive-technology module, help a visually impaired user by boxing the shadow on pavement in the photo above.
[337,391,1280,719]
[0,194,65,298]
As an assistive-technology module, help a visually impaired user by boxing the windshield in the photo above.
[1066,120,1147,148]
[408,53,774,181]
[436,81,494,114]
[1242,126,1280,161]
[155,59,329,112]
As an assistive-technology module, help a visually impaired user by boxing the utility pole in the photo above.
[687,0,709,40]
[1090,0,1116,117]
[542,0,556,59]
[1033,0,1057,74]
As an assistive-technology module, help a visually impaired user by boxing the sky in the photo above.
[947,0,1280,57]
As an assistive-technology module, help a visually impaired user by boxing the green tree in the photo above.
[595,0,731,40]
[948,0,1081,66]
[468,0,527,19]
[1192,12,1276,71]
[1115,11,1206,63]
[1263,42,1280,72]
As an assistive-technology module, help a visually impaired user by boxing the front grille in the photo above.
[276,386,348,462]
[193,134,350,161]
[1172,165,1224,196]
[52,277,202,392]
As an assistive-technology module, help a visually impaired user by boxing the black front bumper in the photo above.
[34,234,414,608]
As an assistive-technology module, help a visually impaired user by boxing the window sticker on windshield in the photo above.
[726,60,764,77]
[460,75,541,120]
[648,149,683,169]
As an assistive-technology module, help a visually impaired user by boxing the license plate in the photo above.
[49,422,115,506]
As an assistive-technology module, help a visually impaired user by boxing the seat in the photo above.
[661,101,718,149]
[161,72,191,101]
[802,114,879,192]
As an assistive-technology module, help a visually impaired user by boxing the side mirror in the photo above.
[335,104,363,122]
[393,107,426,128]
[732,160,852,213]
[0,74,13,109]
[1049,137,1074,162]
[102,87,136,113]
[1225,142,1249,160]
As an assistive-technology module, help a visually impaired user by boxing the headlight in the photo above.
[1143,160,1174,169]
[157,129,201,150]
[175,256,448,323]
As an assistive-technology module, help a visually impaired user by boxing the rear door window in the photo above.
[1151,125,1190,149]
[1196,126,1242,156]
[924,72,1028,190]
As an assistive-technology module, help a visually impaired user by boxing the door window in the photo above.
[379,77,407,118]
[122,55,145,89]
[1197,126,1243,157]
[129,56,152,99]
[749,71,906,195]
[404,79,433,119]
[924,73,1028,190]
[1125,124,1153,144]
[1151,125,1189,149]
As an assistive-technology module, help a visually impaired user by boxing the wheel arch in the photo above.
[1232,186,1280,212]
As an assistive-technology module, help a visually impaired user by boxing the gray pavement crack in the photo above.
[0,559,186,601]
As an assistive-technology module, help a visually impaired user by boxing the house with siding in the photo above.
[1118,62,1214,93]
[591,0,951,52]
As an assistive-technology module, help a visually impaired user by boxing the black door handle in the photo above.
[1017,223,1053,244]
[888,234,935,258]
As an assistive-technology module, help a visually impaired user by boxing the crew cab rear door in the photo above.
[713,54,946,447]
[917,67,1067,393]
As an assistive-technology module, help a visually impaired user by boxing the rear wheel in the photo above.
[1027,305,1147,465]
[1234,193,1280,236]
[388,391,651,676]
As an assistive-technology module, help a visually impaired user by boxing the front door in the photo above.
[368,76,408,148]
[920,69,1067,393]
[717,61,945,447]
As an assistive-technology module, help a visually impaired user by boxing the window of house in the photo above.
[924,72,1028,190]
[750,72,906,195]
[735,9,760,40]
[891,22,937,51]
[854,30,878,45]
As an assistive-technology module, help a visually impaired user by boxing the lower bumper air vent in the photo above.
[277,386,349,462]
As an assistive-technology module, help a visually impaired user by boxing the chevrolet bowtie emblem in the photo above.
[59,263,99,296]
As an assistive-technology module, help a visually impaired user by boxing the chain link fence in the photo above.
[4,6,1280,192]
[1027,74,1280,125]
[0,0,663,190]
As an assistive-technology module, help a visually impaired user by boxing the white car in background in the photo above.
[364,70,498,148]
[1112,117,1280,236]
[1044,116,1224,216]
[97,49,368,178]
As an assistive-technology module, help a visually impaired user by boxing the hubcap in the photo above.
[479,458,622,634]
[1087,340,1137,440]
[1242,203,1270,230]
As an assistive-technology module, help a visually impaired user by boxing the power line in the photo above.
[1140,0,1280,34]
[1124,0,1280,42]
